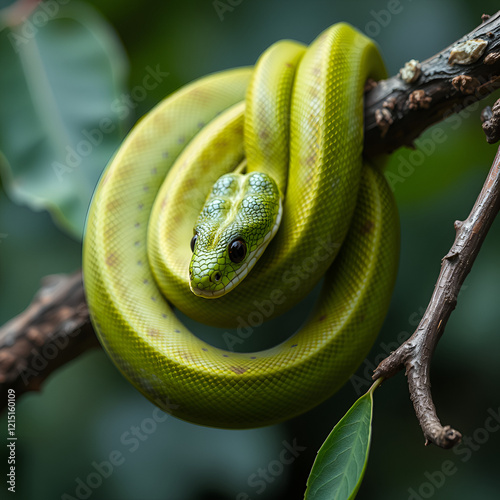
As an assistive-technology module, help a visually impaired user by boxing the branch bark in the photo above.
[0,272,98,411]
[2,12,500,439]
[364,10,500,156]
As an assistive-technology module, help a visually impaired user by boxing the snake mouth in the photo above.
[189,262,250,298]
[189,274,243,298]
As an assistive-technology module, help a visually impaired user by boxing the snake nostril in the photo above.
[212,271,222,283]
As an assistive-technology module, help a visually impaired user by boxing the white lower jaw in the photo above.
[189,284,227,299]
[189,268,246,299]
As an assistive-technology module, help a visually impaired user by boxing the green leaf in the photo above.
[0,1,129,239]
[304,389,375,500]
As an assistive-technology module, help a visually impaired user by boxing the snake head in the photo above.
[189,171,282,298]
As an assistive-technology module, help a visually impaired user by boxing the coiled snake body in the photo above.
[83,24,399,428]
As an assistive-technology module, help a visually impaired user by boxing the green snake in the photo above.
[83,23,399,429]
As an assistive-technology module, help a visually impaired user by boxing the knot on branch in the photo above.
[482,98,500,143]
[452,75,481,94]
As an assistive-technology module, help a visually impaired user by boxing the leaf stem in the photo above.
[367,376,384,395]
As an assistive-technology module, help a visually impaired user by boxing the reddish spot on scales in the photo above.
[230,366,248,374]
[106,198,122,213]
[183,177,196,190]
[105,252,119,267]
[316,31,328,43]
[152,113,173,133]
[214,138,229,149]
[114,162,133,180]
[187,87,211,104]
[309,86,320,99]
[361,220,375,234]
[161,196,169,211]
[300,169,314,186]
[173,213,185,225]
[147,328,160,337]
[259,130,270,141]
[178,351,195,362]
[305,153,317,167]
[319,314,327,322]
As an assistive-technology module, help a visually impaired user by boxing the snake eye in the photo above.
[228,239,247,264]
[190,234,198,253]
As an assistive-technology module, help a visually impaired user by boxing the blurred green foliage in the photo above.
[1,0,500,499]
[0,0,129,238]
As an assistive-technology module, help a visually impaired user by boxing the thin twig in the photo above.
[373,143,500,448]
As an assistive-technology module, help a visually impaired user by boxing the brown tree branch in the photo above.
[0,271,98,411]
[364,10,500,156]
[373,143,500,448]
[2,12,500,440]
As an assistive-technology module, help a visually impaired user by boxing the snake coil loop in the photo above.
[83,23,399,428]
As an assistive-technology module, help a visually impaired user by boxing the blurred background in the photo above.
[1,0,500,498]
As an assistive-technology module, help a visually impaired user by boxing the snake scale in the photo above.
[83,23,399,429]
